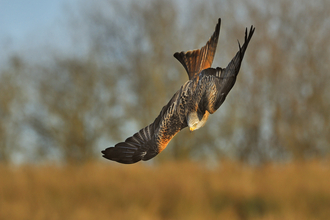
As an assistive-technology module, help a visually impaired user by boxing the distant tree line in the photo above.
[0,0,329,164]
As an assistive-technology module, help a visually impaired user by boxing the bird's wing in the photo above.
[221,25,255,79]
[174,18,221,80]
[102,84,189,164]
[199,26,255,114]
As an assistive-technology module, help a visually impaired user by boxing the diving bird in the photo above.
[102,18,255,164]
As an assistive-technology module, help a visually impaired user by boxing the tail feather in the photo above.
[174,18,221,80]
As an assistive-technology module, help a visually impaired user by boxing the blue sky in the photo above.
[0,0,77,63]
[0,0,67,42]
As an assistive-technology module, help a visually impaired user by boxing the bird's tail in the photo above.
[173,18,221,80]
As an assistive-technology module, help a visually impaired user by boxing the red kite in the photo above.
[102,18,255,164]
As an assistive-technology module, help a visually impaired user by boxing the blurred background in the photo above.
[0,0,329,219]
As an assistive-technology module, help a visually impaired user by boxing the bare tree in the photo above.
[0,56,24,163]
[2,0,329,164]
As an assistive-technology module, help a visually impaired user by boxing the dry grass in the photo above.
[1,160,330,220]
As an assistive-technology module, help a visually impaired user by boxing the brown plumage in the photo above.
[102,18,255,164]
[174,19,221,80]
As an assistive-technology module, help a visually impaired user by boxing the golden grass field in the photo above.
[1,160,330,220]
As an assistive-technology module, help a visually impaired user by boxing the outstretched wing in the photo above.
[174,18,221,80]
[102,85,189,164]
[221,25,255,79]
[200,26,255,114]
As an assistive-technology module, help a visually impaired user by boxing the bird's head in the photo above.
[189,123,199,132]
[187,109,210,132]
[187,112,204,132]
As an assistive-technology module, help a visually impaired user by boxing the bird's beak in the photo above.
[189,127,195,132]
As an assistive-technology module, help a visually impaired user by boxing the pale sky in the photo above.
[0,0,77,64]
[0,0,68,41]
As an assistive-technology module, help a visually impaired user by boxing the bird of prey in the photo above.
[102,18,255,164]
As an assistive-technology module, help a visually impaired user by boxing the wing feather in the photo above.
[199,26,255,114]
[222,25,255,78]
[102,88,188,164]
